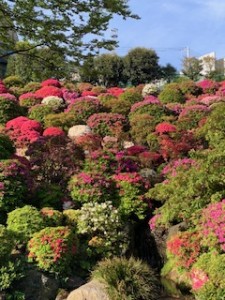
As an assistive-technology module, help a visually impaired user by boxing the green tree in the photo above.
[123,47,161,85]
[6,41,72,82]
[0,1,138,61]
[182,57,203,81]
[160,63,177,82]
[79,55,98,84]
[94,53,124,86]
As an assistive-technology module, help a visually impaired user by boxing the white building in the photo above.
[198,52,225,76]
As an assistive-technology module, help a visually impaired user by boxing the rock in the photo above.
[167,222,188,241]
[66,280,109,300]
[15,269,59,300]
[68,125,91,139]
[55,289,69,300]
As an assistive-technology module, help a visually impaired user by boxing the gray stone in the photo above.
[15,269,59,300]
[66,280,109,300]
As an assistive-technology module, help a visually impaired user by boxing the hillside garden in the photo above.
[0,76,225,299]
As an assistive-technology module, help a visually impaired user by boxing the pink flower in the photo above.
[190,268,209,290]
[155,122,177,134]
[43,127,65,137]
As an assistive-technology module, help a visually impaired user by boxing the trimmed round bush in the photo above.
[35,86,63,98]
[159,83,184,104]
[0,134,15,159]
[43,127,65,137]
[118,90,143,104]
[69,172,116,204]
[28,104,55,124]
[28,226,77,274]
[41,79,61,88]
[87,113,128,137]
[40,207,63,226]
[41,96,64,110]
[65,97,103,124]
[91,256,160,300]
[142,83,160,97]
[3,76,24,88]
[0,97,23,124]
[76,201,129,257]
[23,82,41,93]
[103,98,132,115]
[19,92,42,108]
[44,112,75,131]
[7,205,45,242]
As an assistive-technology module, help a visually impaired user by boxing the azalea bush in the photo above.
[0,97,23,124]
[28,104,55,124]
[35,86,63,98]
[76,201,129,258]
[28,226,77,275]
[40,207,63,227]
[159,83,184,104]
[7,205,45,243]
[19,93,42,108]
[69,172,117,205]
[26,135,84,186]
[87,112,128,137]
[0,225,14,263]
[0,159,31,213]
[113,172,150,219]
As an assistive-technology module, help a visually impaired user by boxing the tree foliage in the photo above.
[0,0,138,61]
[123,47,161,85]
[182,57,203,81]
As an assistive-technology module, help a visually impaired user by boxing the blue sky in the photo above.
[108,0,225,71]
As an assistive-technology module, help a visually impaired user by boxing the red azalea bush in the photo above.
[155,122,177,134]
[40,207,63,226]
[196,200,225,251]
[6,117,42,147]
[161,158,197,177]
[107,87,124,97]
[43,127,65,137]
[35,86,63,99]
[196,79,219,94]
[41,79,61,88]
[87,112,128,137]
[28,226,77,274]
[81,90,97,97]
[167,231,201,269]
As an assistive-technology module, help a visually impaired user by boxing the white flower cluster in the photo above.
[41,96,64,109]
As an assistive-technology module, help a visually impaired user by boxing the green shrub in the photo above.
[98,93,117,105]
[159,83,184,104]
[34,183,65,209]
[44,112,76,131]
[0,134,15,159]
[7,205,45,243]
[0,225,14,263]
[63,209,79,227]
[3,76,24,88]
[103,98,131,115]
[178,80,201,96]
[40,207,63,226]
[91,257,160,300]
[28,226,77,275]
[28,104,55,124]
[0,98,23,124]
[23,82,41,93]
[0,159,30,213]
[191,251,225,300]
[119,90,143,104]
[129,113,156,145]
[0,259,25,291]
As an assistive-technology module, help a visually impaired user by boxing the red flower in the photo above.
[43,127,65,137]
